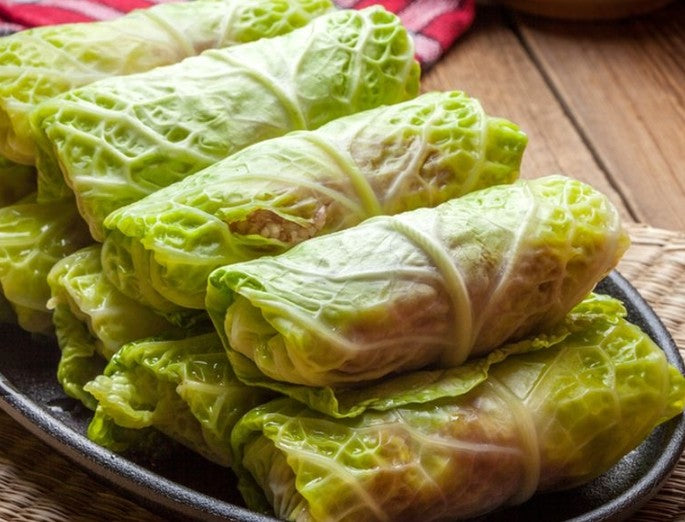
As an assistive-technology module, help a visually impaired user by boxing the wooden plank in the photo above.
[512,2,685,230]
[422,5,635,223]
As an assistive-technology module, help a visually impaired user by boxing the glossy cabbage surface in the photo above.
[47,245,187,407]
[85,333,273,466]
[102,91,526,312]
[0,196,91,334]
[207,175,629,387]
[31,6,420,236]
[231,294,685,521]
[0,0,332,165]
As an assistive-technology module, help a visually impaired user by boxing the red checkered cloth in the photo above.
[0,0,474,67]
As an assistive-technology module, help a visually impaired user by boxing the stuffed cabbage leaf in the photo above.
[47,245,188,407]
[0,196,91,334]
[101,91,527,312]
[0,0,332,165]
[231,294,685,521]
[85,333,273,466]
[31,6,420,232]
[207,175,629,387]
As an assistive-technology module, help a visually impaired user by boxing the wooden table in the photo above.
[425,0,685,232]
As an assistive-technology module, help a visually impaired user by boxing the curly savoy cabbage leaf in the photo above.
[31,6,420,237]
[231,294,685,521]
[207,175,629,387]
[0,196,91,334]
[47,245,188,407]
[85,333,273,466]
[0,0,332,165]
[101,91,527,312]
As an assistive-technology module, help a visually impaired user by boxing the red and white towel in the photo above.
[0,0,475,67]
[333,0,475,65]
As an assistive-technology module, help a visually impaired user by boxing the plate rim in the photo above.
[0,270,683,522]
[566,271,685,522]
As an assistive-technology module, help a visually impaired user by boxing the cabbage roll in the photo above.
[206,175,629,387]
[231,294,685,521]
[85,333,273,466]
[0,0,332,165]
[101,91,527,313]
[47,245,190,407]
[31,6,420,233]
[0,197,91,334]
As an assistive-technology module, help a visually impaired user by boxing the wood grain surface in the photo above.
[425,1,685,231]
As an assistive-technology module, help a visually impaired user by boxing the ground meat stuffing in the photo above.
[229,206,327,245]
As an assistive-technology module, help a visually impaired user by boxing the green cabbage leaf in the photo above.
[231,294,685,520]
[226,316,572,418]
[84,333,273,466]
[207,175,629,387]
[31,6,420,234]
[101,91,527,312]
[0,196,91,334]
[0,0,332,165]
[47,245,190,407]
[87,406,171,456]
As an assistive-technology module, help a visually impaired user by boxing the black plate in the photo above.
[0,271,683,522]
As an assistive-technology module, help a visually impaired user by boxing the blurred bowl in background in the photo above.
[497,0,674,19]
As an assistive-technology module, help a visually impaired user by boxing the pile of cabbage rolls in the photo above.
[0,2,683,521]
